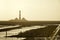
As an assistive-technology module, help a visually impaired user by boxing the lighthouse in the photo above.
[19,10,21,20]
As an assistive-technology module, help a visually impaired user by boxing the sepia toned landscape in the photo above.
[0,0,60,40]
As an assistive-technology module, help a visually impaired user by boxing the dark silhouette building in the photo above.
[9,10,27,22]
[19,10,21,20]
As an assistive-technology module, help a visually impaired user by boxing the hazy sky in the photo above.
[0,0,60,21]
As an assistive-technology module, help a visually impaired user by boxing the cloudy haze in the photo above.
[0,0,60,21]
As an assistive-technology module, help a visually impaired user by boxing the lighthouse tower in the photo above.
[19,10,21,20]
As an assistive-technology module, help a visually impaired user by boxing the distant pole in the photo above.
[6,31,7,37]
[19,10,21,20]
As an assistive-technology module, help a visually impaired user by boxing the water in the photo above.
[0,25,46,40]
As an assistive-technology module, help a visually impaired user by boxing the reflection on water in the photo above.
[0,37,25,40]
[0,25,46,40]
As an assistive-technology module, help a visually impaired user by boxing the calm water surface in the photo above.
[0,25,46,40]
